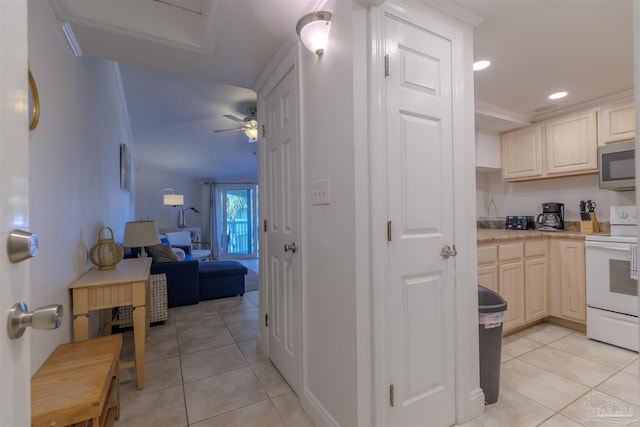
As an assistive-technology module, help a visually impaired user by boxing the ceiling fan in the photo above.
[213,105,258,142]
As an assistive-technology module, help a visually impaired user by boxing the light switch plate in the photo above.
[312,179,330,205]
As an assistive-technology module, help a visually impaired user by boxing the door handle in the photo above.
[440,244,457,259]
[284,242,297,253]
[7,302,63,339]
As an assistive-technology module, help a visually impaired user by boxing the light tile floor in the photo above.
[118,291,313,427]
[458,322,640,427]
[118,296,639,427]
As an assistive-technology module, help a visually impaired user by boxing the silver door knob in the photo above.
[284,242,297,253]
[7,302,63,339]
[440,244,457,259]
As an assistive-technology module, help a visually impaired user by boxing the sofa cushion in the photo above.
[148,244,179,263]
[165,231,192,246]
[172,247,186,261]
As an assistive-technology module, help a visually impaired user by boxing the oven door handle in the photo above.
[585,242,633,251]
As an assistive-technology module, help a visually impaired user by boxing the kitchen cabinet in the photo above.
[501,109,598,182]
[598,100,636,145]
[550,239,586,323]
[477,238,548,333]
[524,240,548,322]
[545,110,598,176]
[501,125,543,180]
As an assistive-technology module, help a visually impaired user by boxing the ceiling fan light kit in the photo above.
[296,11,332,56]
[213,105,259,142]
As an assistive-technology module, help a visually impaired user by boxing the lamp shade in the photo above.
[163,194,184,206]
[123,220,161,248]
[244,127,258,140]
[296,11,332,55]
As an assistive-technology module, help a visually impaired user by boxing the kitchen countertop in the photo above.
[476,228,597,244]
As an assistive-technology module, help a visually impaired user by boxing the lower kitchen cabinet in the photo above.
[477,238,549,333]
[499,261,525,331]
[550,239,587,323]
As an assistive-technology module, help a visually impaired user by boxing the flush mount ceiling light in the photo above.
[549,91,568,100]
[473,60,491,71]
[296,11,332,56]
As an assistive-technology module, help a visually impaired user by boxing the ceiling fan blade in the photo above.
[213,127,244,133]
[223,114,244,123]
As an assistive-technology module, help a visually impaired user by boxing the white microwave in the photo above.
[598,140,635,191]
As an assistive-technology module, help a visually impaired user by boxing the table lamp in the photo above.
[123,220,160,257]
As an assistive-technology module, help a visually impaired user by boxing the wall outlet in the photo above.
[312,179,330,205]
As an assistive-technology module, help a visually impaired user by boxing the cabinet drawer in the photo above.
[498,243,523,261]
[525,240,547,258]
[477,246,497,265]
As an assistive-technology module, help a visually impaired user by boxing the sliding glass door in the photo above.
[218,184,258,259]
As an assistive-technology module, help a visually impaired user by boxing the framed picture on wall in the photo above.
[120,144,131,192]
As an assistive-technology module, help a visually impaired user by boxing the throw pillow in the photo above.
[147,244,179,263]
[172,247,186,261]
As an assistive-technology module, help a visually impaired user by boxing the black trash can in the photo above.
[478,285,508,405]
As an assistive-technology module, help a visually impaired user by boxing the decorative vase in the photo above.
[89,227,124,270]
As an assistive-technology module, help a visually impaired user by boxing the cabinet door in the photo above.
[501,125,544,181]
[524,257,548,322]
[498,261,525,332]
[545,110,598,175]
[478,265,498,293]
[550,240,586,323]
[598,101,636,145]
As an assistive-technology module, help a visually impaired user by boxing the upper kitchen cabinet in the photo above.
[598,100,636,145]
[545,110,598,176]
[501,109,598,182]
[501,125,543,180]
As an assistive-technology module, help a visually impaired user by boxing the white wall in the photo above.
[28,1,134,372]
[476,171,635,222]
[299,1,358,425]
[135,167,203,231]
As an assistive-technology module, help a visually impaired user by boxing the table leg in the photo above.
[132,305,146,389]
[73,314,89,341]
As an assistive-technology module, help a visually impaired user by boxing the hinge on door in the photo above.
[390,384,394,407]
[264,219,267,232]
[262,124,266,138]
[385,54,390,77]
[265,313,269,327]
[387,220,392,242]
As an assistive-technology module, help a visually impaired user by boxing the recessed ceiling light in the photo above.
[548,91,568,100]
[473,60,491,71]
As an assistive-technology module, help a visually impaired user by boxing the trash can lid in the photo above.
[478,284,508,313]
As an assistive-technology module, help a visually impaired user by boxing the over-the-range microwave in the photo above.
[599,140,635,191]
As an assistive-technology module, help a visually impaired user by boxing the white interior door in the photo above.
[263,64,302,396]
[0,0,31,423]
[384,14,456,427]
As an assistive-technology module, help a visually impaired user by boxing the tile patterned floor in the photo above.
[458,323,640,427]
[118,291,313,427]
[119,295,638,427]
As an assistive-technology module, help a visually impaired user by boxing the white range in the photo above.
[585,205,639,351]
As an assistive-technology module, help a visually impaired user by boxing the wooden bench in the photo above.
[31,335,122,427]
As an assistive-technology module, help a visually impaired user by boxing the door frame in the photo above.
[368,2,483,425]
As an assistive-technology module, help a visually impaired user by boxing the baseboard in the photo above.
[302,388,341,427]
[457,387,485,424]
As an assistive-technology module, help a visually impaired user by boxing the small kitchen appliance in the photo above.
[505,216,535,230]
[598,140,635,191]
[585,205,639,351]
[536,202,564,231]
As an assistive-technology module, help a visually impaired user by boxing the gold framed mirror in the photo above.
[28,68,40,131]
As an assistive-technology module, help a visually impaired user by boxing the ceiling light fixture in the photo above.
[296,11,332,56]
[549,91,568,100]
[473,60,491,71]
[244,127,258,142]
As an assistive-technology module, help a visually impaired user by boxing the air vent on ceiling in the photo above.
[532,104,558,113]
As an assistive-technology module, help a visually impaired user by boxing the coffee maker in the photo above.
[537,202,564,231]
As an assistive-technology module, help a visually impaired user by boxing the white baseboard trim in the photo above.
[302,388,341,427]
[457,387,485,424]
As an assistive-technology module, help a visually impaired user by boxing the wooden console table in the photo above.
[69,257,151,389]
[31,335,122,427]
